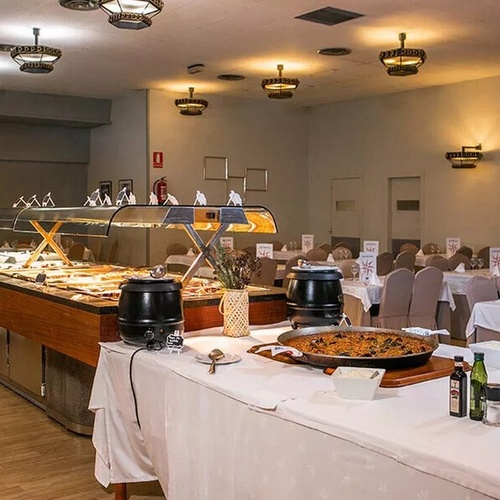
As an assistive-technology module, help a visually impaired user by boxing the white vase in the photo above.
[219,288,250,337]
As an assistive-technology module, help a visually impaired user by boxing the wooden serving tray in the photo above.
[249,343,471,388]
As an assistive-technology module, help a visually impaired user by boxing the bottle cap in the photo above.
[484,383,500,402]
[453,355,464,362]
[473,352,485,361]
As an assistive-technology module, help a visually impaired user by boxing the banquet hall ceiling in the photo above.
[0,0,499,106]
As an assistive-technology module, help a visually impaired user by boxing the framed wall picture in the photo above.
[245,168,268,192]
[203,156,229,180]
[118,179,133,193]
[99,181,112,199]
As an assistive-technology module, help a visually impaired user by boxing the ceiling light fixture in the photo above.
[10,28,62,74]
[174,87,209,116]
[59,0,100,11]
[379,32,426,76]
[99,0,164,30]
[445,144,483,169]
[261,64,300,100]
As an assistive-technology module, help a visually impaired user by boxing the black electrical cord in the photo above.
[128,340,166,430]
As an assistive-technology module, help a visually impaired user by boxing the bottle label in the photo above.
[450,380,460,414]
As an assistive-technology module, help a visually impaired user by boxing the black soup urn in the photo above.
[118,275,184,346]
[286,264,344,328]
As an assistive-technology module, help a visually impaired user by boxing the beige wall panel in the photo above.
[9,332,42,396]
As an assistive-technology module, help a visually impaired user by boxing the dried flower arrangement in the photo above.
[213,246,257,289]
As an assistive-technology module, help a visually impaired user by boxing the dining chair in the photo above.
[424,255,449,271]
[465,276,498,310]
[408,267,443,329]
[422,242,440,255]
[242,246,257,258]
[394,250,416,271]
[496,277,500,298]
[477,246,490,264]
[371,268,414,329]
[67,242,85,261]
[376,252,394,276]
[251,257,278,286]
[448,253,471,271]
[282,255,306,289]
[305,247,328,261]
[319,242,332,255]
[333,241,352,251]
[336,260,354,279]
[271,240,284,251]
[166,243,188,256]
[332,247,353,260]
[457,246,473,260]
[399,243,419,255]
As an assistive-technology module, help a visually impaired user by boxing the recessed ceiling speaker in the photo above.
[317,47,352,56]
[59,0,100,11]
[187,64,205,74]
[217,74,246,81]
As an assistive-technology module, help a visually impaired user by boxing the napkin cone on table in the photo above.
[281,245,287,251]
[454,263,466,273]
[493,265,500,277]
[187,248,195,256]
[368,273,381,285]
[416,249,424,257]
[327,254,335,262]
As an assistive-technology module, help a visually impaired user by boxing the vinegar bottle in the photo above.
[450,355,467,417]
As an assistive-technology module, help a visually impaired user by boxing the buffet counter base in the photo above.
[0,272,286,435]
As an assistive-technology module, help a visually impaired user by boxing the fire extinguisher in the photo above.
[153,177,168,204]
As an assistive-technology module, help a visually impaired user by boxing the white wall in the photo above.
[308,75,500,253]
[147,90,309,264]
[88,90,148,266]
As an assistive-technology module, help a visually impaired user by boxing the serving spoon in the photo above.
[208,348,224,374]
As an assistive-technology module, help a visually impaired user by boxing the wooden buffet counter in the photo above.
[0,267,287,434]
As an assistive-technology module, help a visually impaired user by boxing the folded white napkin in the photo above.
[403,327,450,337]
[187,248,195,256]
[454,262,466,273]
[0,242,11,249]
[327,254,334,262]
[416,249,424,256]
[368,273,381,285]
[281,245,287,251]
[492,265,500,277]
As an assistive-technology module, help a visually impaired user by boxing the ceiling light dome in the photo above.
[99,0,164,30]
[379,33,426,76]
[174,87,209,116]
[261,64,300,99]
[10,28,62,74]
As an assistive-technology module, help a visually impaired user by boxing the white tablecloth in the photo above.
[90,325,500,499]
[466,299,500,337]
[342,276,456,312]
[165,254,197,266]
[443,269,492,295]
[272,250,304,261]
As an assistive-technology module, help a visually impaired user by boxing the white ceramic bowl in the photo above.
[332,367,386,400]
[469,341,500,369]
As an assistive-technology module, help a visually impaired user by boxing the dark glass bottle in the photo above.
[470,352,488,421]
[450,355,467,417]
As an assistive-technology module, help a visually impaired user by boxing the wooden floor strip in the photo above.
[0,384,165,499]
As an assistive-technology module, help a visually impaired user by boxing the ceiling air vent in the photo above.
[59,0,100,11]
[318,47,352,56]
[295,6,363,26]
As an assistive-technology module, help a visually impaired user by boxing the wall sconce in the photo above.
[445,144,483,169]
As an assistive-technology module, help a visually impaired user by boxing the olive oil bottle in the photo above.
[470,352,488,421]
[450,356,467,417]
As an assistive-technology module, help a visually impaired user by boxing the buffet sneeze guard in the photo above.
[7,205,278,281]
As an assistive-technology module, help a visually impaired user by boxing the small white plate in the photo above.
[195,353,242,365]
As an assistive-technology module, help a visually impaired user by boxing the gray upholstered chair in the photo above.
[408,267,443,329]
[477,246,490,265]
[336,260,354,279]
[271,240,284,251]
[424,255,449,271]
[448,253,471,271]
[399,243,419,255]
[371,268,414,329]
[465,276,498,310]
[394,250,416,271]
[376,252,394,276]
[251,257,278,286]
[332,247,353,261]
[305,248,328,261]
[166,243,188,256]
[333,241,352,251]
[457,246,473,260]
[319,243,332,255]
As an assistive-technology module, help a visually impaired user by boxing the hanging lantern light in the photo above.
[99,0,164,30]
[261,64,300,99]
[174,87,209,116]
[379,32,426,77]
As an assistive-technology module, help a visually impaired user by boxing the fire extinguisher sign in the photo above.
[153,151,164,169]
